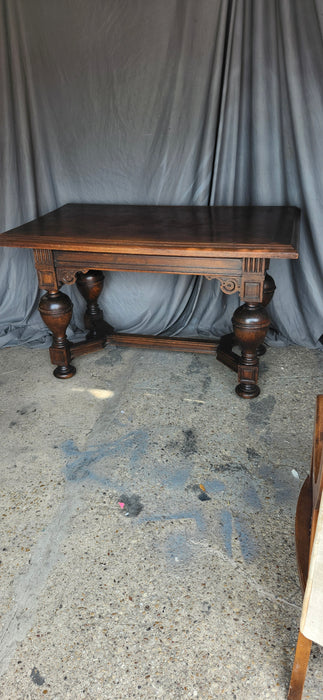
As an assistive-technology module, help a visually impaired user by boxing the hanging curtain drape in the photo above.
[0,0,322,348]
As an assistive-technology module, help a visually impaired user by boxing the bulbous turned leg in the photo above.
[76,270,112,339]
[233,302,270,398]
[257,273,276,356]
[262,272,276,307]
[39,291,75,379]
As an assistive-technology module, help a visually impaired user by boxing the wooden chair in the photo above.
[288,394,323,699]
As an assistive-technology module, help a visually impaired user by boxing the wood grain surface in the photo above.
[0,204,300,258]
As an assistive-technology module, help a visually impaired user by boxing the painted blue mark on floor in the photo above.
[258,463,299,506]
[161,467,191,490]
[242,483,263,512]
[219,509,233,558]
[61,433,258,563]
[61,429,148,483]
[158,468,225,495]
[200,479,225,494]
[234,515,257,562]
[165,533,192,563]
[137,510,206,532]
[219,509,257,562]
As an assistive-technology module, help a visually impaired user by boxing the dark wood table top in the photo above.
[0,203,300,259]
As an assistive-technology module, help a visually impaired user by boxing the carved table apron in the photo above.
[0,204,300,398]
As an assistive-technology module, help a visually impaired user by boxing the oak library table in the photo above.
[0,204,300,398]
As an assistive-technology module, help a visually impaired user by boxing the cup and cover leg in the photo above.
[232,301,270,398]
[76,270,113,339]
[39,290,75,378]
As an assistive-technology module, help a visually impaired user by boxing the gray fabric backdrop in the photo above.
[0,0,322,348]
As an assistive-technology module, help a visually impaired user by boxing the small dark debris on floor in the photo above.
[190,483,211,501]
[118,494,143,517]
[30,667,45,686]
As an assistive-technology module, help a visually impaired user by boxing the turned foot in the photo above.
[233,302,270,398]
[39,291,75,379]
[76,270,113,339]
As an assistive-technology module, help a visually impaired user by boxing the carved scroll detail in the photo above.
[218,277,240,294]
[58,269,90,286]
[204,274,240,294]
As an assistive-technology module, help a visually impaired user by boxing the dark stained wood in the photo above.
[107,334,219,354]
[69,334,218,359]
[38,291,75,379]
[0,204,300,393]
[216,334,241,372]
[70,337,107,358]
[232,302,270,398]
[54,250,245,277]
[216,270,276,374]
[0,203,300,257]
[262,272,276,307]
[312,394,323,511]
[257,272,276,356]
[294,476,312,593]
[288,395,323,699]
[75,270,113,339]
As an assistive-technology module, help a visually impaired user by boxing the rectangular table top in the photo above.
[0,203,300,259]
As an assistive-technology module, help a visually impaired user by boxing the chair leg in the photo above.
[288,631,312,699]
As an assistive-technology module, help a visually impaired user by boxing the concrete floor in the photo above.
[0,342,322,699]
